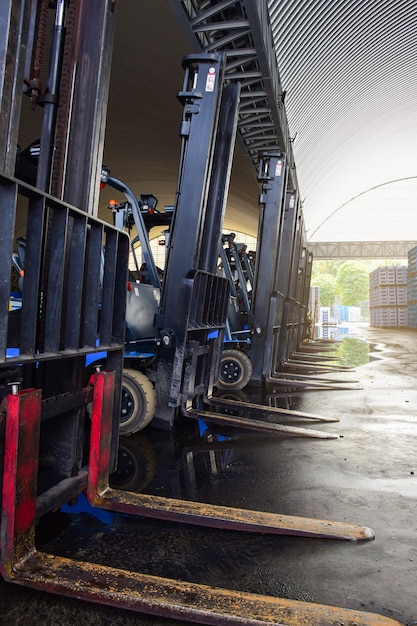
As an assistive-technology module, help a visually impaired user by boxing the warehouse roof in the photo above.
[67,1,417,244]
[268,0,417,241]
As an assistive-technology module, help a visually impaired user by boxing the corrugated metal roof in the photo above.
[267,0,417,241]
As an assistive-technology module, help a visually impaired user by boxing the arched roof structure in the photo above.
[268,0,417,242]
[25,0,414,245]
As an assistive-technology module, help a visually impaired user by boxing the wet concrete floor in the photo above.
[0,324,416,625]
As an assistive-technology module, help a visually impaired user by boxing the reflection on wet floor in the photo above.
[48,332,376,525]
[21,327,417,625]
[334,336,373,366]
[109,421,240,500]
[313,326,381,367]
[109,394,331,501]
[61,334,374,509]
[53,421,240,534]
[316,335,380,367]
[57,395,308,525]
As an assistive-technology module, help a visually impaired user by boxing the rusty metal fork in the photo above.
[0,377,401,626]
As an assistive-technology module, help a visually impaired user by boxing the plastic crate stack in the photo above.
[407,246,417,328]
[369,266,408,328]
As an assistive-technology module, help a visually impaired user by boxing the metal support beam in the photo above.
[307,241,417,259]
[169,0,298,181]
[60,0,116,212]
[0,0,32,175]
[248,152,288,384]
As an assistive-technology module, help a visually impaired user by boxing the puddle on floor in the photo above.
[312,324,381,367]
[333,336,374,367]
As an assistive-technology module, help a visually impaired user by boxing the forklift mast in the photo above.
[213,157,317,392]
[247,152,289,384]
[0,0,128,496]
[291,241,310,353]
[153,54,241,428]
[221,233,252,314]
[274,190,303,369]
[302,249,314,338]
[276,197,306,369]
[219,234,251,341]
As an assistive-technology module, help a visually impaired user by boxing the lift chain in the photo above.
[26,0,49,108]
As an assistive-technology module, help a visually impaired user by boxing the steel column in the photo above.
[247,153,288,384]
[60,0,116,212]
[154,54,240,428]
[0,0,32,175]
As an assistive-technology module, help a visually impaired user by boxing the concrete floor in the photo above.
[0,324,416,625]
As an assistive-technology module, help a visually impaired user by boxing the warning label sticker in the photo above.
[275,160,283,177]
[205,67,216,92]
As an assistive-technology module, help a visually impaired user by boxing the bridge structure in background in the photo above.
[307,241,417,260]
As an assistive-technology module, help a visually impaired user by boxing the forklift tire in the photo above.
[212,388,250,417]
[109,435,157,492]
[218,349,252,391]
[120,369,156,435]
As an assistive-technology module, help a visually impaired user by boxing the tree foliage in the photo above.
[311,260,344,281]
[335,261,369,306]
[311,273,336,306]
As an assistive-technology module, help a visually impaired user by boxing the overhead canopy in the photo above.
[268,0,417,242]
[18,1,417,245]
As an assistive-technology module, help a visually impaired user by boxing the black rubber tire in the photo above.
[109,435,157,491]
[214,388,250,403]
[119,369,156,435]
[218,349,252,391]
[212,388,250,417]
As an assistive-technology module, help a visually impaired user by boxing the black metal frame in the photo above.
[0,0,127,511]
[218,234,251,342]
[241,154,352,388]
[245,152,289,384]
[0,173,129,505]
[153,54,240,429]
[1,177,128,365]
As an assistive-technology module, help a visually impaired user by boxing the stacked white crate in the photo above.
[407,246,417,328]
[369,266,408,327]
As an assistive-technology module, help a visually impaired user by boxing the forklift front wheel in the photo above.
[120,369,156,435]
[219,349,252,391]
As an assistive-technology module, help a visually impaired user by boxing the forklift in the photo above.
[98,168,350,432]
[77,64,346,440]
[0,2,400,624]
[217,232,254,390]
[252,155,355,388]
[214,154,354,394]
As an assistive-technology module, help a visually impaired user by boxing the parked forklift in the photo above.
[215,153,356,393]
[0,3,400,625]
[75,86,343,438]
[217,232,253,389]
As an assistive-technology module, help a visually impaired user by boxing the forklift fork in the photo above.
[266,371,361,390]
[1,378,403,626]
[87,370,368,539]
